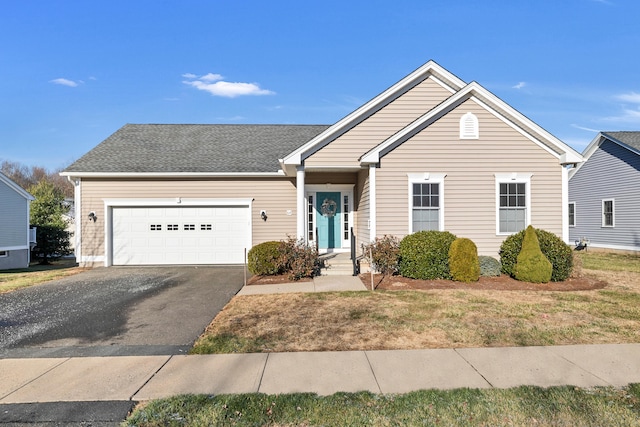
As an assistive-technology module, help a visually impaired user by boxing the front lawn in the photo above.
[126,385,640,426]
[191,252,640,354]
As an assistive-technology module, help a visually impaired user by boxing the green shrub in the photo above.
[278,237,319,281]
[399,230,457,280]
[479,256,501,277]
[499,227,573,281]
[514,225,553,283]
[448,238,480,282]
[247,241,283,276]
[363,235,400,276]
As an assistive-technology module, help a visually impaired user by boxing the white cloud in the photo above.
[571,124,600,133]
[50,78,79,87]
[183,73,275,98]
[603,108,640,123]
[512,82,527,90]
[616,91,640,103]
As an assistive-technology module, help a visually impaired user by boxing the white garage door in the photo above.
[112,206,250,265]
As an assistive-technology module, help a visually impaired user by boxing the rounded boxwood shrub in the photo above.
[499,227,573,281]
[514,225,552,283]
[399,230,457,280]
[479,256,501,277]
[247,241,283,276]
[448,237,480,282]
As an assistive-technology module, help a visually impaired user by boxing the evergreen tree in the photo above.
[29,180,72,264]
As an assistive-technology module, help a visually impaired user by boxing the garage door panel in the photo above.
[112,206,250,265]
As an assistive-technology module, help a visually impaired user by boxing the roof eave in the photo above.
[59,171,286,179]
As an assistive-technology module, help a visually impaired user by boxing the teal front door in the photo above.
[316,192,341,249]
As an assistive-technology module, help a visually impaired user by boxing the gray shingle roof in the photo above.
[603,131,640,153]
[64,124,331,174]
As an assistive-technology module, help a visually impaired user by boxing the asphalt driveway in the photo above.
[0,266,244,358]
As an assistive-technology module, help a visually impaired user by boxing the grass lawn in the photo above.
[126,386,640,426]
[0,259,85,294]
[191,252,640,354]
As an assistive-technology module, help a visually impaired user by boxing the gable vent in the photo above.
[460,112,479,139]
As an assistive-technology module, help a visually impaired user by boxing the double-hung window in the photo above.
[496,173,531,234]
[568,202,576,227]
[602,199,614,227]
[409,173,445,232]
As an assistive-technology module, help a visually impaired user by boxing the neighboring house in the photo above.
[569,131,640,252]
[61,60,582,267]
[0,172,35,269]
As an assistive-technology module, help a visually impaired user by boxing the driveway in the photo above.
[0,266,244,358]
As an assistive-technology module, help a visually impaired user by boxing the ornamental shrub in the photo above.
[448,238,480,282]
[499,227,573,281]
[247,241,283,276]
[278,237,320,281]
[363,235,400,276]
[398,230,457,280]
[513,225,553,283]
[479,256,501,277]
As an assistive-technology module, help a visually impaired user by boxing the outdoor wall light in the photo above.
[88,211,97,222]
[260,210,268,221]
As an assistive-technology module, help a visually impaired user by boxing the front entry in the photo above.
[316,192,341,250]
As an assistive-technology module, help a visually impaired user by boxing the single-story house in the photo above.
[569,131,640,252]
[61,60,582,267]
[0,171,35,269]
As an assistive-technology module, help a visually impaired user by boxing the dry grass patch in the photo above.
[192,282,640,353]
[0,259,86,294]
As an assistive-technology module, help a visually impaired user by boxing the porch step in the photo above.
[319,253,356,276]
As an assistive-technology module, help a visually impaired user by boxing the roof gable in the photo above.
[569,131,640,178]
[360,81,583,165]
[62,124,330,176]
[0,171,34,201]
[281,60,466,173]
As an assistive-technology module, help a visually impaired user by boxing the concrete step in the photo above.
[320,253,356,276]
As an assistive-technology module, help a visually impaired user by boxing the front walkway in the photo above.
[237,275,366,295]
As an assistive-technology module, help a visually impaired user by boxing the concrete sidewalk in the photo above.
[2,344,639,404]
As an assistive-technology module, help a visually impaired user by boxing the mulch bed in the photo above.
[361,273,607,291]
[248,272,607,291]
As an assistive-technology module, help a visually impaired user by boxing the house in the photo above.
[0,171,35,269]
[61,60,582,267]
[569,131,640,252]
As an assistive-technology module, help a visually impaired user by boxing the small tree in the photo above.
[514,225,552,283]
[29,180,72,264]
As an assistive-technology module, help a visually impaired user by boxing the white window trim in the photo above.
[568,202,576,228]
[459,112,479,139]
[602,199,615,228]
[408,173,446,233]
[0,250,8,257]
[495,173,532,235]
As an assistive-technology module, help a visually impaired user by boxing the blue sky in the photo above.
[2,0,639,171]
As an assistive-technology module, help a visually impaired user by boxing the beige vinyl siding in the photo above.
[376,99,563,257]
[79,177,297,260]
[305,77,454,168]
[355,168,370,252]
